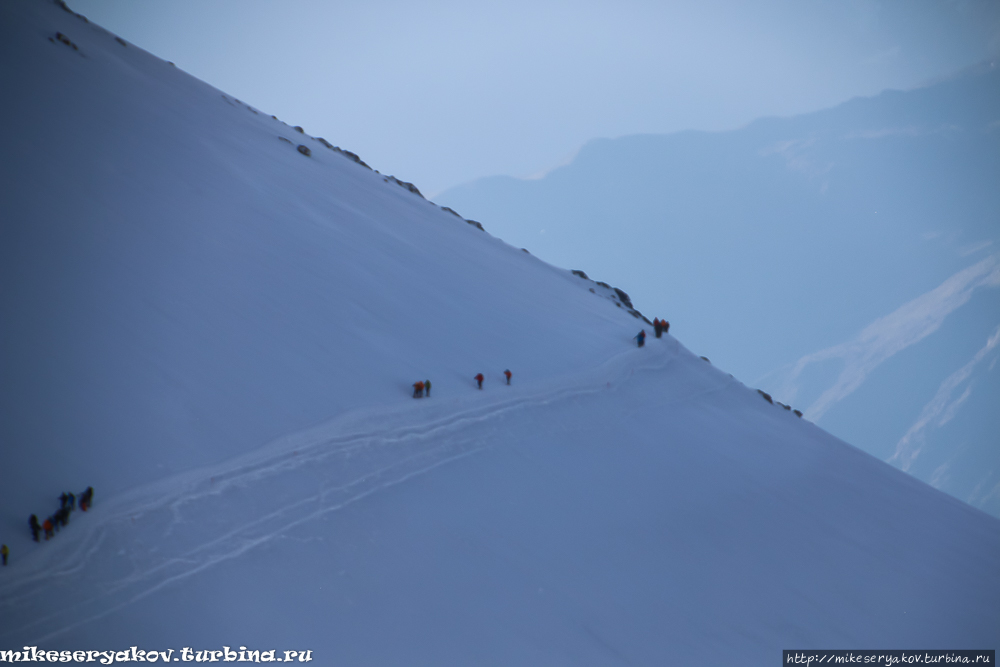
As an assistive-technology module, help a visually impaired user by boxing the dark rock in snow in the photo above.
[53,32,78,51]
[387,176,424,199]
[337,149,371,170]
[613,288,634,309]
[54,0,88,22]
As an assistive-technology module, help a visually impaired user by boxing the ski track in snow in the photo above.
[0,339,727,644]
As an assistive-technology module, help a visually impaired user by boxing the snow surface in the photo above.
[1,1,998,663]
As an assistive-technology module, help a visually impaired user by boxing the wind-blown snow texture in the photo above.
[1,1,998,664]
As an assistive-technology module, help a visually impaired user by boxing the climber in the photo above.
[80,486,93,511]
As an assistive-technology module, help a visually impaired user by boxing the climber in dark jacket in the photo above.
[653,319,663,338]
[30,514,41,542]
[424,380,431,397]
[80,486,94,511]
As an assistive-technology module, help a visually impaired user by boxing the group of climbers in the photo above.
[28,487,93,543]
[635,318,671,348]
[413,317,669,397]
[413,370,514,397]
[1,488,94,567]
[475,369,511,389]
[414,317,669,395]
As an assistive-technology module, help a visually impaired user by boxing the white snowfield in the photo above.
[0,1,997,664]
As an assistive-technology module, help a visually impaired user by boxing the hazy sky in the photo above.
[69,0,1000,196]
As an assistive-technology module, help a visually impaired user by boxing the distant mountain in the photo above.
[0,1,997,662]
[438,64,1000,519]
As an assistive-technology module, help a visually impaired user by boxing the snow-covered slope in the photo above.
[0,0,643,518]
[1,1,998,663]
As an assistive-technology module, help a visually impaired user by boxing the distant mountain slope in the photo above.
[438,64,1000,519]
[0,1,997,663]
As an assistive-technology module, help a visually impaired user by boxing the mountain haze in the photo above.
[438,65,1000,519]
